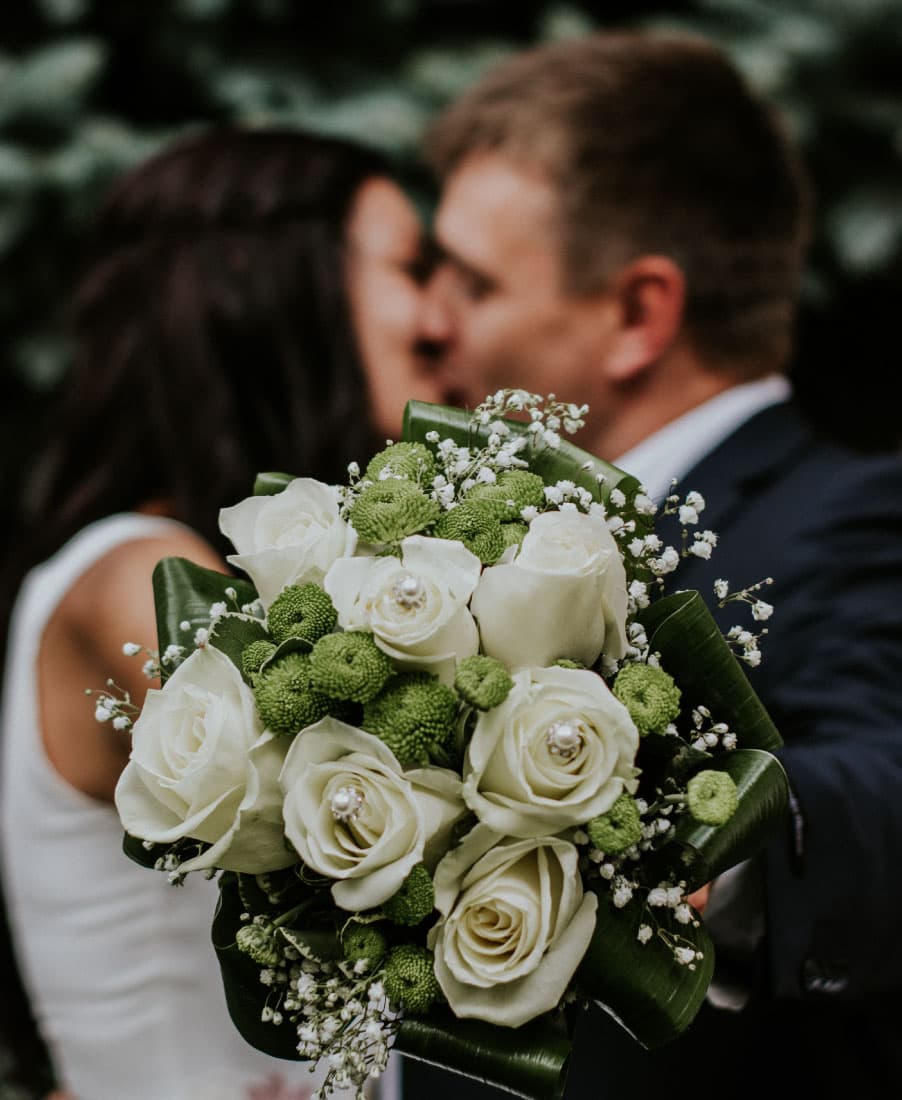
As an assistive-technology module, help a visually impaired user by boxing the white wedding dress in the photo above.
[0,514,401,1100]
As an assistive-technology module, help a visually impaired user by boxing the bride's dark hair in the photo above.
[27,125,390,563]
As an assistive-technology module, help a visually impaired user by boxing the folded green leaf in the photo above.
[640,590,783,752]
[396,1006,574,1100]
[253,471,294,496]
[673,749,789,889]
[577,893,714,1049]
[402,400,643,516]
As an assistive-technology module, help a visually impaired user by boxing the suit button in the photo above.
[802,958,848,995]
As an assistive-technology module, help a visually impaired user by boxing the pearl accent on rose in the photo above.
[546,719,583,759]
[330,785,364,821]
[391,573,427,611]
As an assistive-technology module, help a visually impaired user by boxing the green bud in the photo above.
[365,442,436,485]
[587,792,643,853]
[383,944,442,1015]
[235,922,281,968]
[350,480,440,544]
[363,672,458,767]
[341,923,387,968]
[454,655,513,711]
[267,583,337,646]
[382,864,435,927]
[467,470,546,520]
[613,663,682,736]
[253,651,330,737]
[433,500,505,564]
[309,631,394,704]
[242,639,277,678]
[500,521,529,551]
[686,770,739,826]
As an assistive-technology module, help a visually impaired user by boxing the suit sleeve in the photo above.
[759,456,902,999]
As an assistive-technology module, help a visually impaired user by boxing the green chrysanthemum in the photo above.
[383,944,442,1015]
[467,470,546,519]
[382,864,435,927]
[235,922,281,968]
[587,792,643,853]
[500,521,529,551]
[341,923,387,968]
[253,651,330,736]
[686,770,739,826]
[553,658,587,671]
[266,583,337,646]
[362,672,458,767]
[308,631,393,704]
[454,655,513,711]
[612,662,682,736]
[242,639,277,678]
[365,442,436,485]
[350,479,440,544]
[433,500,505,564]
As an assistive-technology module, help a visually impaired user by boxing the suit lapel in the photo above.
[656,402,812,588]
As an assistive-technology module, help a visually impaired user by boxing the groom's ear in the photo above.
[598,256,687,383]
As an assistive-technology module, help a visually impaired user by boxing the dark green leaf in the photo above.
[151,557,258,681]
[577,893,714,1049]
[122,830,161,870]
[212,872,309,1061]
[673,749,789,890]
[396,1006,573,1100]
[253,471,294,496]
[640,590,783,752]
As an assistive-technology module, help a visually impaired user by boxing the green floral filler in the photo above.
[382,945,442,1014]
[363,672,457,767]
[382,863,435,927]
[467,469,546,519]
[309,631,393,704]
[365,441,435,484]
[235,921,281,968]
[587,792,643,853]
[349,479,440,544]
[553,658,587,670]
[267,583,337,646]
[341,923,387,968]
[687,770,739,825]
[433,499,505,564]
[454,655,513,710]
[253,651,330,736]
[613,662,682,736]
[241,639,277,678]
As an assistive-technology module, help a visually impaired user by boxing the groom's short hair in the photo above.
[424,31,812,376]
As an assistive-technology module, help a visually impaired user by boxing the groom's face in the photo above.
[420,152,618,412]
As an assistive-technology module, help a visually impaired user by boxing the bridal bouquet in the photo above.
[109,391,787,1100]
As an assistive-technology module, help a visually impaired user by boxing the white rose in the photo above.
[463,666,639,837]
[428,825,598,1027]
[471,509,628,669]
[115,646,293,874]
[324,535,481,685]
[219,478,357,609]
[280,718,465,911]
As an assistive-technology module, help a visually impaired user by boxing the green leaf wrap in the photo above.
[395,1007,574,1100]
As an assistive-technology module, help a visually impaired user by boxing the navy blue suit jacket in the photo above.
[403,401,902,1098]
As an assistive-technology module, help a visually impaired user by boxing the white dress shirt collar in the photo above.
[614,374,792,503]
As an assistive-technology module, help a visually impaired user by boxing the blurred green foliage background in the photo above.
[1,0,901,524]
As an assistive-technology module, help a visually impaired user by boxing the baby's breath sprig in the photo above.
[85,676,140,731]
[688,704,738,752]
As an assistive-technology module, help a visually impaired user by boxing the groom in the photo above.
[406,30,902,1099]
